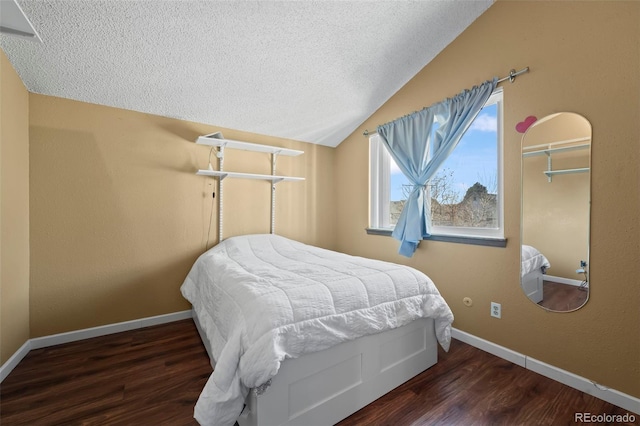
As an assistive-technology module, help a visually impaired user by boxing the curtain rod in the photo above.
[496,66,529,83]
[363,67,529,136]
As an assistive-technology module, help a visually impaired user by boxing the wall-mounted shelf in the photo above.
[522,142,590,158]
[195,132,305,242]
[196,169,305,182]
[543,168,590,178]
[196,132,303,157]
[522,137,590,182]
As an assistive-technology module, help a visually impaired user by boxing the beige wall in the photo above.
[335,1,640,397]
[28,94,335,337]
[0,50,30,363]
[522,113,591,279]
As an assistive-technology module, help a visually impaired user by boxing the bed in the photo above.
[181,234,454,426]
[521,244,551,304]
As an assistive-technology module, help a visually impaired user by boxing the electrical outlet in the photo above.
[491,302,501,319]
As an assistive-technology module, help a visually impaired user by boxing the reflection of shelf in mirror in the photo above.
[196,170,305,182]
[543,167,590,177]
[522,137,590,182]
[523,136,590,152]
[523,142,590,158]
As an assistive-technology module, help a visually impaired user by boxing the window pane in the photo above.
[390,158,410,226]
[431,103,498,229]
[387,103,499,230]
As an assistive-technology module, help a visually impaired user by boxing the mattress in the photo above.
[181,234,453,426]
[521,244,551,277]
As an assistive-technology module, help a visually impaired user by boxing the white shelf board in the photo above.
[543,167,590,176]
[523,136,590,152]
[196,169,305,182]
[196,134,303,157]
[523,143,590,158]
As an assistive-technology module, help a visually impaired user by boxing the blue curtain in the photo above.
[377,78,497,257]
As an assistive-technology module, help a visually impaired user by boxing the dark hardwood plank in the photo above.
[1,319,636,425]
[337,340,637,426]
[1,320,211,426]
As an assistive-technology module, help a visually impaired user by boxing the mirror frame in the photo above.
[520,112,591,312]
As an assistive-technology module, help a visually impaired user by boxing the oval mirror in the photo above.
[521,112,591,312]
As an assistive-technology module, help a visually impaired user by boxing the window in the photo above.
[369,88,504,243]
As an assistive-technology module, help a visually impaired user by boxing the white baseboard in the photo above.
[0,310,193,383]
[545,274,587,287]
[30,310,193,349]
[452,328,526,367]
[452,328,640,415]
[0,340,31,383]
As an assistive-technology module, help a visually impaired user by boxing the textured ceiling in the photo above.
[1,0,493,147]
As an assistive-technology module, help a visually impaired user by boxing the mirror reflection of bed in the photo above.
[521,245,588,312]
[520,112,591,312]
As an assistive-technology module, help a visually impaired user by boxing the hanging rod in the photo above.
[363,67,530,136]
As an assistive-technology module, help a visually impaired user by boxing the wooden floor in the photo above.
[0,320,211,426]
[338,343,635,426]
[539,280,588,312]
[1,319,636,425]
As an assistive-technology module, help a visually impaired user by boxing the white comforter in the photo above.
[521,244,551,277]
[181,234,454,426]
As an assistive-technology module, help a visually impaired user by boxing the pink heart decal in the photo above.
[516,116,537,133]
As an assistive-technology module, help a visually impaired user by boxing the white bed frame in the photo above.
[193,310,438,426]
[522,268,544,304]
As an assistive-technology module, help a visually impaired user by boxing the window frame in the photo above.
[368,88,505,246]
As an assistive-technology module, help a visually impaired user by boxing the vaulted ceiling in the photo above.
[1,0,493,147]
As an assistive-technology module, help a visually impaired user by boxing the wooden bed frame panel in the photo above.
[193,311,438,426]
